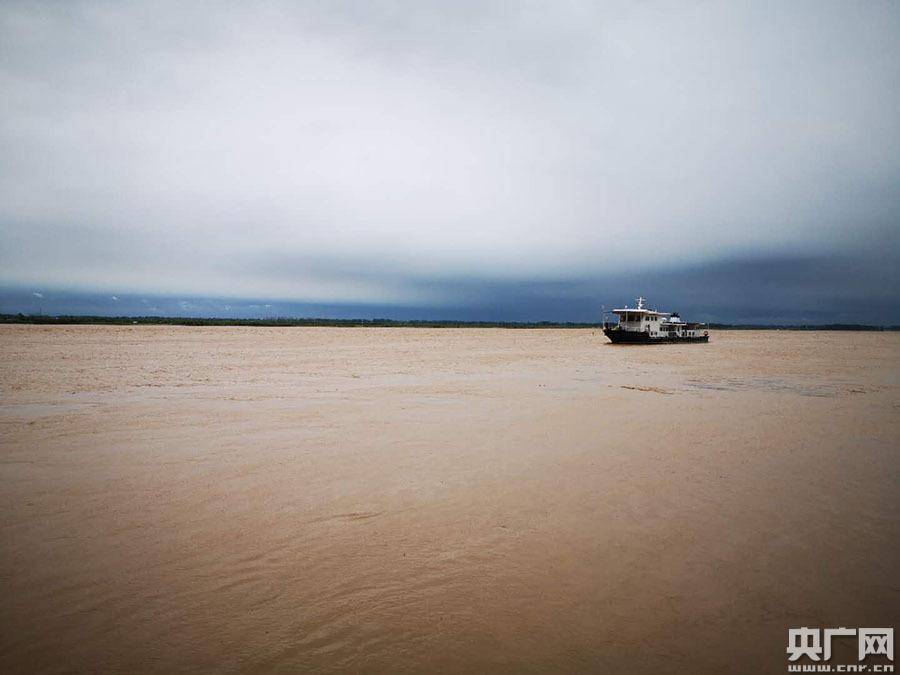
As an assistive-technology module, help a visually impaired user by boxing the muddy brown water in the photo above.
[1,326,897,673]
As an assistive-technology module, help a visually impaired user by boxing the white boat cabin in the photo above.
[610,297,706,339]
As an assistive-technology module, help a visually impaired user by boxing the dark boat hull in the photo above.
[603,328,709,344]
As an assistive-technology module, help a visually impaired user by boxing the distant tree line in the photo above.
[2,313,898,330]
[705,323,897,331]
[0,313,599,328]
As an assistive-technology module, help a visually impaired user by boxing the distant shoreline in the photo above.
[2,314,897,331]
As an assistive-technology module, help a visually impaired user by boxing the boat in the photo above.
[603,297,709,344]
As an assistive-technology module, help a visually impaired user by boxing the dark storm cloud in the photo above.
[3,250,896,324]
[1,1,898,319]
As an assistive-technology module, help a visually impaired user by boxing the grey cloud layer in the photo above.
[1,1,898,312]
[4,250,897,324]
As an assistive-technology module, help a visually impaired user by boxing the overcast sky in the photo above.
[1,1,898,321]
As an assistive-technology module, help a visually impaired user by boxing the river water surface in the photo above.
[1,327,897,672]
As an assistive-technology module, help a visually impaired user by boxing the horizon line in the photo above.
[2,313,898,331]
